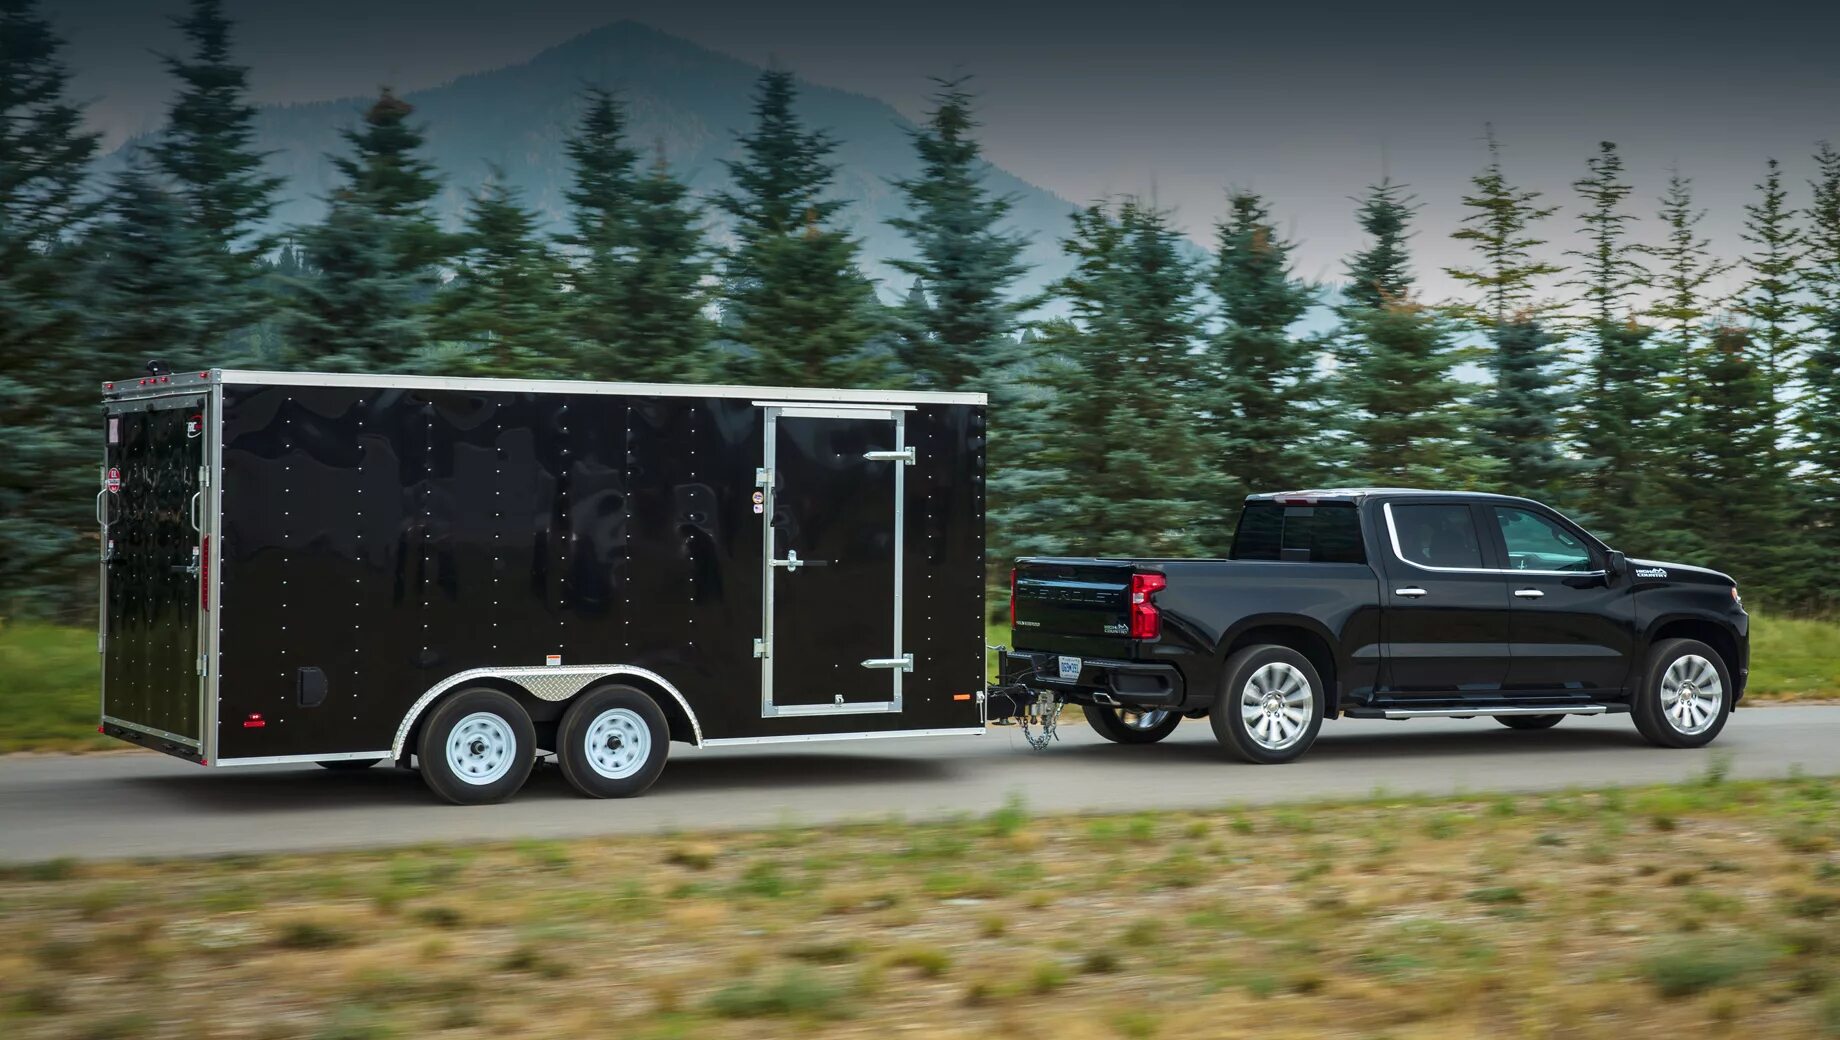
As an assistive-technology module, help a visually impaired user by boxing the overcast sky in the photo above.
[48,0,1840,301]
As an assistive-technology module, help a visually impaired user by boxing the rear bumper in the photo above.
[1006,651,1185,707]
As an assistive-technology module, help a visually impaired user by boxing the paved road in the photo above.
[3,706,1837,863]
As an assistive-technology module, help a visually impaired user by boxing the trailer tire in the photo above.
[556,685,670,799]
[1083,704,1182,744]
[1210,645,1324,764]
[417,687,537,805]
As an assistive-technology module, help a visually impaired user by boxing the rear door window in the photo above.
[1232,503,1364,563]
[1389,503,1485,569]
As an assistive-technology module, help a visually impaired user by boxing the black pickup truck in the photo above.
[1005,489,1748,762]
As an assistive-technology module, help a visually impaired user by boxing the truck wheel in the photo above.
[417,687,537,805]
[1083,705,1182,744]
[1632,638,1732,749]
[1494,715,1564,731]
[1210,645,1324,764]
[556,685,670,798]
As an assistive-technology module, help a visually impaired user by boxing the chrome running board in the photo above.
[1380,704,1609,720]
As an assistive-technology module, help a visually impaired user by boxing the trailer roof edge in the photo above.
[210,369,988,406]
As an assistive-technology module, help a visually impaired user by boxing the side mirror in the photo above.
[1606,550,1628,581]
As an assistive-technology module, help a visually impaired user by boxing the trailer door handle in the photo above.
[188,491,203,534]
[862,448,915,464]
[861,655,914,672]
[770,550,828,571]
[1513,588,1545,599]
[1394,587,1429,598]
[95,489,110,526]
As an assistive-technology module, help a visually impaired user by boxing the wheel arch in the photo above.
[392,665,704,763]
[1645,616,1744,700]
[1216,617,1341,716]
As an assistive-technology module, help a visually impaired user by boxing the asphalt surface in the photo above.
[3,705,1837,863]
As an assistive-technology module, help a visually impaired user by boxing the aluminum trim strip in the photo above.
[102,715,202,749]
[700,727,985,747]
[1380,705,1608,719]
[214,369,985,406]
[390,665,703,760]
[215,751,391,768]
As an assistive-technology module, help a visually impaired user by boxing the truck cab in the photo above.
[1004,489,1749,762]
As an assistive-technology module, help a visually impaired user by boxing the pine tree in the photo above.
[715,70,884,387]
[85,164,217,377]
[1736,158,1803,457]
[435,172,571,375]
[283,90,449,370]
[612,152,716,382]
[1641,171,1730,558]
[557,87,639,375]
[1200,190,1324,544]
[0,0,103,617]
[1564,142,1661,545]
[1446,129,1573,500]
[1021,200,1216,556]
[1689,326,1792,602]
[1333,180,1480,488]
[1798,143,1840,613]
[887,77,1033,390]
[149,0,281,339]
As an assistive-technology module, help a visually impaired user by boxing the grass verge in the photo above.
[2,775,1839,1038]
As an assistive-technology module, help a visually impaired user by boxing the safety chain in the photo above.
[1017,689,1063,751]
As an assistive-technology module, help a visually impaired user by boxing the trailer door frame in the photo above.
[756,402,911,718]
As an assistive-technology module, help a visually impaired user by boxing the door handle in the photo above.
[770,550,828,571]
[861,654,914,672]
[1394,587,1428,598]
[95,489,110,526]
[188,491,203,534]
[862,448,915,464]
[1514,588,1545,599]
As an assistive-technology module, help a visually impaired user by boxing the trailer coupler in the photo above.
[985,683,1064,751]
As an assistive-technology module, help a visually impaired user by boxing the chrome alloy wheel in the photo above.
[1240,662,1312,751]
[446,711,517,786]
[583,707,652,780]
[1660,654,1723,736]
[1121,709,1171,730]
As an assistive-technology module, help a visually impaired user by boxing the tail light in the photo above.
[1129,572,1167,640]
[1009,568,1017,627]
[200,535,210,611]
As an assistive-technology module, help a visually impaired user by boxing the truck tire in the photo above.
[1210,645,1324,764]
[1083,705,1182,744]
[417,687,537,805]
[1494,715,1564,731]
[556,685,670,798]
[1632,638,1732,749]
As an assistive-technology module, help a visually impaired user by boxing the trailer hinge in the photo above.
[860,654,914,672]
[862,448,916,465]
[754,467,773,488]
[196,651,207,676]
[753,638,769,659]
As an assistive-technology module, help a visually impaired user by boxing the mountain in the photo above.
[106,20,1079,309]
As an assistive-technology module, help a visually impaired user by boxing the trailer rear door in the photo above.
[99,392,209,757]
[757,404,908,717]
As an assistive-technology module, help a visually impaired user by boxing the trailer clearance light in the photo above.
[1129,572,1167,640]
[243,714,265,729]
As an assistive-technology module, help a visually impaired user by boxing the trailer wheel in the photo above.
[1083,705,1182,744]
[417,687,537,805]
[556,685,670,799]
[1210,645,1324,764]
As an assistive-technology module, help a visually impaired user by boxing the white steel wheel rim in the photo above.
[1122,709,1170,730]
[1660,654,1723,735]
[1240,662,1312,751]
[584,707,651,780]
[447,712,517,786]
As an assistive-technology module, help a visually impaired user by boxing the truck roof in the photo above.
[1245,487,1538,505]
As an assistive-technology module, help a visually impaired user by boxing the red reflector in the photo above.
[1129,572,1167,640]
[1009,568,1017,628]
[244,713,265,729]
[98,724,105,733]
[200,535,210,611]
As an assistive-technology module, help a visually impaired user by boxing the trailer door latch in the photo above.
[860,654,914,672]
[753,638,769,659]
[754,467,773,488]
[862,448,915,464]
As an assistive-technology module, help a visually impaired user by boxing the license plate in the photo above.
[1056,656,1082,682]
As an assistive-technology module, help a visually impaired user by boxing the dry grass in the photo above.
[3,773,1840,1038]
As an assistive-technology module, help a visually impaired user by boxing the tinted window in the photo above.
[1390,504,1484,569]
[1232,503,1365,563]
[1494,507,1594,572]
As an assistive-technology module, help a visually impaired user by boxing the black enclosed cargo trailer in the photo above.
[97,369,989,803]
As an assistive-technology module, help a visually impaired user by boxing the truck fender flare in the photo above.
[391,664,703,761]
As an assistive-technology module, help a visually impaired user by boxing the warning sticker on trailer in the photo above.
[108,417,120,444]
[105,467,121,494]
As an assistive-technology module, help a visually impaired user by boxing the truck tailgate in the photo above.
[1012,559,1136,639]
